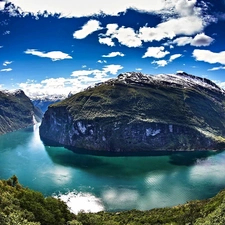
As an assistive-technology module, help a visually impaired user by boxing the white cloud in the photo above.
[172,33,214,47]
[158,16,204,36]
[191,33,214,47]
[172,37,193,46]
[138,15,203,44]
[102,52,125,58]
[0,46,3,49]
[136,68,142,71]
[82,65,87,68]
[175,0,197,17]
[18,64,123,100]
[152,53,182,67]
[193,50,225,65]
[98,37,115,47]
[5,0,199,18]
[152,60,168,67]
[73,20,102,39]
[143,46,169,59]
[103,64,123,75]
[3,61,13,66]
[1,68,12,72]
[24,49,72,61]
[208,66,225,71]
[97,60,107,63]
[169,54,182,62]
[113,27,142,48]
[0,1,5,10]
[71,70,94,77]
[105,24,119,36]
[71,64,123,77]
[139,26,175,42]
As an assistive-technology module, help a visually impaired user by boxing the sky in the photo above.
[0,0,225,99]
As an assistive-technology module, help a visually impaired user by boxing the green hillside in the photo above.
[40,72,225,152]
[0,90,42,135]
[1,176,225,225]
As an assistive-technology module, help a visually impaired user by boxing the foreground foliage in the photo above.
[1,176,225,224]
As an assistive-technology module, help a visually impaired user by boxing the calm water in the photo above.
[1,124,225,213]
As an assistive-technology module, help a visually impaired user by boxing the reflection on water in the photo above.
[0,124,225,213]
[56,191,104,214]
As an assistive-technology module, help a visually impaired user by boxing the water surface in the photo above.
[0,124,225,213]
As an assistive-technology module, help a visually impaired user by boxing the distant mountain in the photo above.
[32,99,60,113]
[0,89,43,135]
[40,72,225,154]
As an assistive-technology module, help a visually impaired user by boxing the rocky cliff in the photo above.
[39,72,225,154]
[0,89,42,135]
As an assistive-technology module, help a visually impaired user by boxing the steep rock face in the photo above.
[0,89,42,135]
[39,72,225,153]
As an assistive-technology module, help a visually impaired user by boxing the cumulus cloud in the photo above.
[193,50,225,65]
[142,46,169,59]
[3,61,13,66]
[139,26,175,43]
[5,0,199,18]
[99,6,206,48]
[1,68,12,72]
[172,33,214,47]
[113,27,142,48]
[208,66,225,71]
[0,1,5,10]
[24,49,72,61]
[73,20,102,39]
[169,54,182,62]
[98,37,115,47]
[102,52,125,58]
[191,33,214,47]
[152,53,182,67]
[152,60,168,67]
[71,64,123,77]
[19,64,123,100]
[172,37,193,46]
[158,16,204,36]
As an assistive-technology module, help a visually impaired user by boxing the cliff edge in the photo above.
[0,89,42,135]
[39,72,225,154]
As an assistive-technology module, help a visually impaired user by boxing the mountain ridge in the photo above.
[0,89,43,135]
[39,72,225,154]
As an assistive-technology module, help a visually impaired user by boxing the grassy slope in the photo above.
[52,81,225,144]
[1,176,225,225]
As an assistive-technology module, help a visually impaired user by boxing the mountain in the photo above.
[39,72,225,154]
[0,89,43,135]
[32,99,60,113]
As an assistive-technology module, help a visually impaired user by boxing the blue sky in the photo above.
[0,0,225,99]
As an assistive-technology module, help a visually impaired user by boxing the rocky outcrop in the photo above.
[0,89,42,135]
[39,72,225,154]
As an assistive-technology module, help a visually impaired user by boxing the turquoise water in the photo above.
[1,124,225,213]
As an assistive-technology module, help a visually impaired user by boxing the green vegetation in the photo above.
[40,74,225,151]
[0,176,75,225]
[0,90,42,135]
[1,176,225,224]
